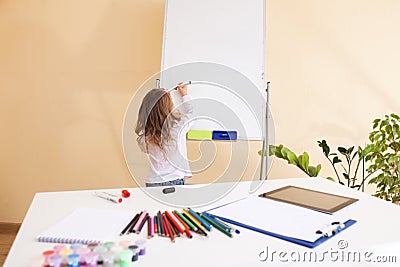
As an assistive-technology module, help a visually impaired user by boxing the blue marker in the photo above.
[188,208,211,231]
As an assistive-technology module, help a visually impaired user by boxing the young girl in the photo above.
[135,83,193,187]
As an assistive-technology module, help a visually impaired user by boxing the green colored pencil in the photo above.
[201,213,233,238]
[174,210,197,231]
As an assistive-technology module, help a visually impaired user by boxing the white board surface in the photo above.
[161,0,266,140]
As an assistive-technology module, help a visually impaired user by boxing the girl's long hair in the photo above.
[135,89,181,150]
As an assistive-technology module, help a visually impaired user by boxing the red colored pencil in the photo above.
[172,211,192,238]
[163,213,175,242]
[154,216,158,234]
[166,213,179,237]
[166,211,185,234]
[162,213,169,237]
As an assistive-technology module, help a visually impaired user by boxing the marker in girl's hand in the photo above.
[175,81,191,89]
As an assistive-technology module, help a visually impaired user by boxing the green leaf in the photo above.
[301,152,309,171]
[373,119,380,129]
[390,113,400,120]
[338,147,347,155]
[318,140,330,157]
[281,147,289,159]
[332,156,341,164]
[326,177,335,182]
[315,164,322,176]
[308,166,316,177]
[286,151,298,165]
[363,144,375,156]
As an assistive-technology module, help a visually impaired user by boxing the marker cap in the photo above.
[121,190,130,198]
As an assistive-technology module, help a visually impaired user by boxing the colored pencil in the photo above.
[210,214,241,234]
[161,213,171,236]
[188,208,211,231]
[161,213,169,237]
[128,211,143,234]
[173,210,197,231]
[183,209,207,231]
[133,211,148,233]
[164,213,176,237]
[158,211,165,236]
[166,211,185,234]
[120,213,139,235]
[182,213,207,236]
[202,213,231,232]
[147,216,152,238]
[136,213,149,234]
[172,211,193,238]
[154,216,158,234]
[201,213,233,238]
[169,219,180,237]
[182,210,208,236]
[162,213,174,242]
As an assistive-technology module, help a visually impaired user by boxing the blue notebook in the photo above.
[206,196,356,248]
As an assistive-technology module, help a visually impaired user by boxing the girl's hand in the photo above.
[176,82,188,96]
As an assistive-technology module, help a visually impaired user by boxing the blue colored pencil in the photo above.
[188,208,211,231]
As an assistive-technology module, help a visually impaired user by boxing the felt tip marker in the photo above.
[174,81,192,90]
[94,191,122,203]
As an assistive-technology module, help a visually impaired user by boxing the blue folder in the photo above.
[205,211,356,248]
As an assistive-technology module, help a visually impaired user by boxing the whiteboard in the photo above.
[161,0,266,140]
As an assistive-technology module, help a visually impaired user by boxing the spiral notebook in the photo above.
[207,196,356,248]
[36,208,133,244]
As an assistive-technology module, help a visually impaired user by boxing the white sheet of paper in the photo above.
[37,208,133,244]
[208,196,348,242]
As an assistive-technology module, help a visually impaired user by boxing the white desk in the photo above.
[5,178,400,267]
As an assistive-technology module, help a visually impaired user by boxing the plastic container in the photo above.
[66,253,80,267]
[119,249,133,267]
[42,250,55,266]
[101,251,115,267]
[84,252,99,267]
[128,245,139,262]
[48,254,63,267]
[77,247,91,265]
[135,239,147,255]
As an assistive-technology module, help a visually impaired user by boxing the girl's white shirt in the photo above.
[139,95,193,184]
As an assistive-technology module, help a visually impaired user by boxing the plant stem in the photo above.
[327,157,342,183]
[353,157,363,188]
[357,169,378,191]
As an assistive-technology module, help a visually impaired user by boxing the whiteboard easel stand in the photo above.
[259,81,270,180]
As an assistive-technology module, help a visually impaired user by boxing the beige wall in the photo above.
[1,0,400,222]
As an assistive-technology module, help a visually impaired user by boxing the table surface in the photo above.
[5,178,400,267]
